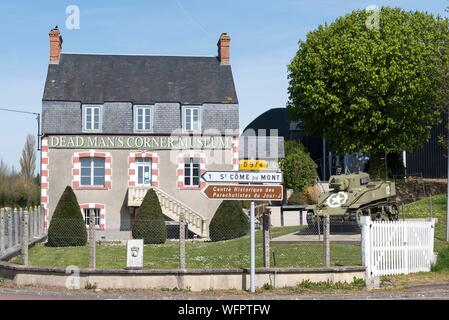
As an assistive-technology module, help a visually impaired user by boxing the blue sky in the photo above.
[0,0,446,169]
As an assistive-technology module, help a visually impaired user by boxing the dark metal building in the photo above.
[243,107,346,181]
[406,113,448,178]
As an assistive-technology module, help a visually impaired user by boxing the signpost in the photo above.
[201,171,283,184]
[201,162,282,294]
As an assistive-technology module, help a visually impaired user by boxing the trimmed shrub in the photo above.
[132,189,167,244]
[209,200,249,242]
[47,186,87,247]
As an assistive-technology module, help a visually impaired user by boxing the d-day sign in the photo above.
[239,159,267,171]
[201,171,283,184]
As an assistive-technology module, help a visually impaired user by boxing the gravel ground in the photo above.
[1,278,449,300]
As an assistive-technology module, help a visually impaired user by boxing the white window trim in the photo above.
[184,158,200,187]
[80,157,105,187]
[182,106,202,133]
[135,158,152,186]
[83,208,101,227]
[82,105,103,132]
[134,105,154,132]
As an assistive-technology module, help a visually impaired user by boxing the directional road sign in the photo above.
[201,171,283,184]
[201,184,283,201]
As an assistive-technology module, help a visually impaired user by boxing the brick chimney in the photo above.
[217,33,230,65]
[49,26,63,64]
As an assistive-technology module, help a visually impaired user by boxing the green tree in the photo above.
[132,189,167,244]
[287,7,449,175]
[209,200,248,241]
[280,140,317,192]
[47,186,87,247]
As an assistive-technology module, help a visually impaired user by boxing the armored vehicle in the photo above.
[306,172,399,226]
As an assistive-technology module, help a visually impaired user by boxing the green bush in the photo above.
[280,140,317,192]
[47,186,87,247]
[288,191,310,205]
[132,189,167,244]
[209,200,249,242]
[432,246,449,272]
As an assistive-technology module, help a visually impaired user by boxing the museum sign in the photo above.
[48,135,233,150]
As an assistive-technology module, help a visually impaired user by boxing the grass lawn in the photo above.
[400,193,448,252]
[13,195,446,270]
[13,225,361,269]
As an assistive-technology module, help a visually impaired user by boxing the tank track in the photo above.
[349,199,399,223]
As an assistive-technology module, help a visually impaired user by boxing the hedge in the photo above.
[47,186,87,247]
[132,188,167,244]
[209,200,249,241]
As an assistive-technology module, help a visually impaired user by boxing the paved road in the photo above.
[1,283,449,300]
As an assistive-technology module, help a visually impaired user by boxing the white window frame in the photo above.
[184,158,200,187]
[80,157,105,187]
[135,158,152,186]
[83,208,100,227]
[182,106,201,132]
[134,105,153,132]
[82,105,103,132]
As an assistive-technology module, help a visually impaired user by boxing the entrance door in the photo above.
[136,158,152,186]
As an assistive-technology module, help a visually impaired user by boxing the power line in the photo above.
[0,107,39,116]
[0,107,41,151]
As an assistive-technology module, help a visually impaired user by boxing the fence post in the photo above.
[179,213,186,270]
[31,206,35,238]
[317,216,321,240]
[14,208,19,246]
[89,209,96,269]
[8,209,13,249]
[360,215,372,277]
[39,206,44,236]
[262,208,271,268]
[21,208,29,266]
[36,206,40,236]
[34,206,38,237]
[430,218,437,265]
[0,208,4,252]
[323,214,330,267]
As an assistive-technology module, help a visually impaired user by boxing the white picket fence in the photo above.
[361,216,436,277]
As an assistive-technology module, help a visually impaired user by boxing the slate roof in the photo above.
[43,53,238,105]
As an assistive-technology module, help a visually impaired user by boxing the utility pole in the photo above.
[446,113,449,241]
[250,201,255,293]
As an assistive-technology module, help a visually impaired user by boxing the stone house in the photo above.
[41,27,239,240]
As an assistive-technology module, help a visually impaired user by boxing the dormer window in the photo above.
[134,105,153,132]
[182,106,201,132]
[82,105,102,132]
